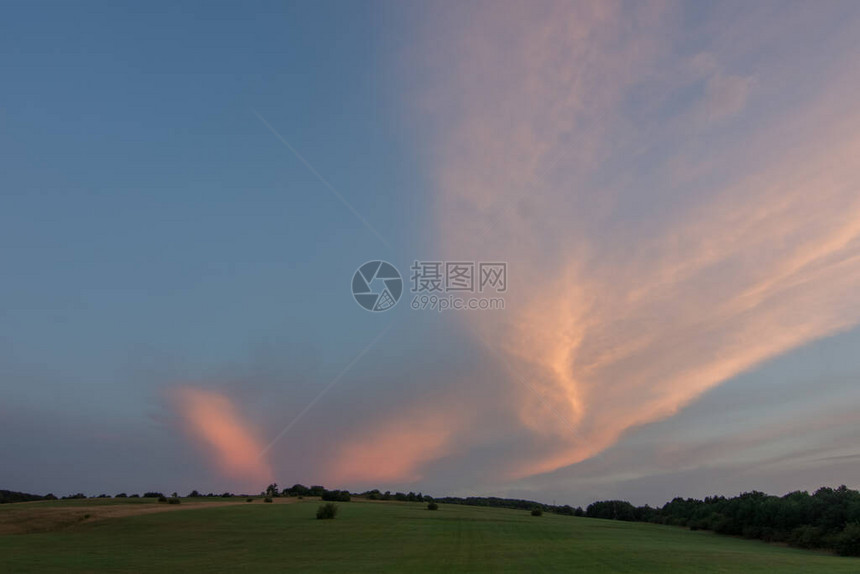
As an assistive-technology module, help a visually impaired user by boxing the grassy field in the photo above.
[1,498,858,573]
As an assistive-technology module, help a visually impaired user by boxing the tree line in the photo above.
[584,486,860,556]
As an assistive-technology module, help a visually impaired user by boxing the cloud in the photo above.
[324,393,467,485]
[411,0,860,482]
[171,386,273,488]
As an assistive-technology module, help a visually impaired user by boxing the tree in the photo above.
[321,489,351,502]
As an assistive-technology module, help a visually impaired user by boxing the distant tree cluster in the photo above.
[360,489,432,503]
[434,495,583,517]
[276,484,353,501]
[0,490,47,504]
[587,486,860,556]
[280,484,328,497]
[321,489,351,502]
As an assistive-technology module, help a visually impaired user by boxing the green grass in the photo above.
[1,499,858,572]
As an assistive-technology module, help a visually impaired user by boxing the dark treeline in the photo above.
[0,489,50,504]
[434,495,584,517]
[585,486,860,556]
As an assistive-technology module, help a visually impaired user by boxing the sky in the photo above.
[2,0,860,506]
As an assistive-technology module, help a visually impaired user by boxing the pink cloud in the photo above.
[171,387,273,488]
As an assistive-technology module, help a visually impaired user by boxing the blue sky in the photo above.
[2,0,420,406]
[3,1,860,505]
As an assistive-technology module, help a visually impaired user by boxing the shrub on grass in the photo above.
[427,502,439,511]
[834,523,860,556]
[167,497,181,505]
[264,497,273,503]
[157,495,168,503]
[317,503,338,519]
[246,498,253,503]
[531,508,543,517]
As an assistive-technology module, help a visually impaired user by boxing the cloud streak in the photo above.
[171,387,273,488]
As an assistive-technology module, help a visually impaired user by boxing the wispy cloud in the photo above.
[325,401,463,484]
[407,0,860,481]
[171,387,273,488]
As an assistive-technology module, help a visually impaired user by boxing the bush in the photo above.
[790,525,825,549]
[531,508,543,517]
[246,498,253,503]
[317,503,338,519]
[834,523,860,556]
[167,497,181,505]
[264,497,273,503]
[157,495,168,503]
[427,502,439,511]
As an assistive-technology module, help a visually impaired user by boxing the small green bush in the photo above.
[427,502,439,510]
[316,503,338,519]
[157,495,168,503]
[531,508,543,517]
[264,497,273,503]
[167,497,181,505]
[246,498,253,503]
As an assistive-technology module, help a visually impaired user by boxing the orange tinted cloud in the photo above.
[420,1,860,479]
[172,387,273,486]
[326,403,461,484]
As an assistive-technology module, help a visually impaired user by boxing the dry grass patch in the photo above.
[0,500,246,535]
